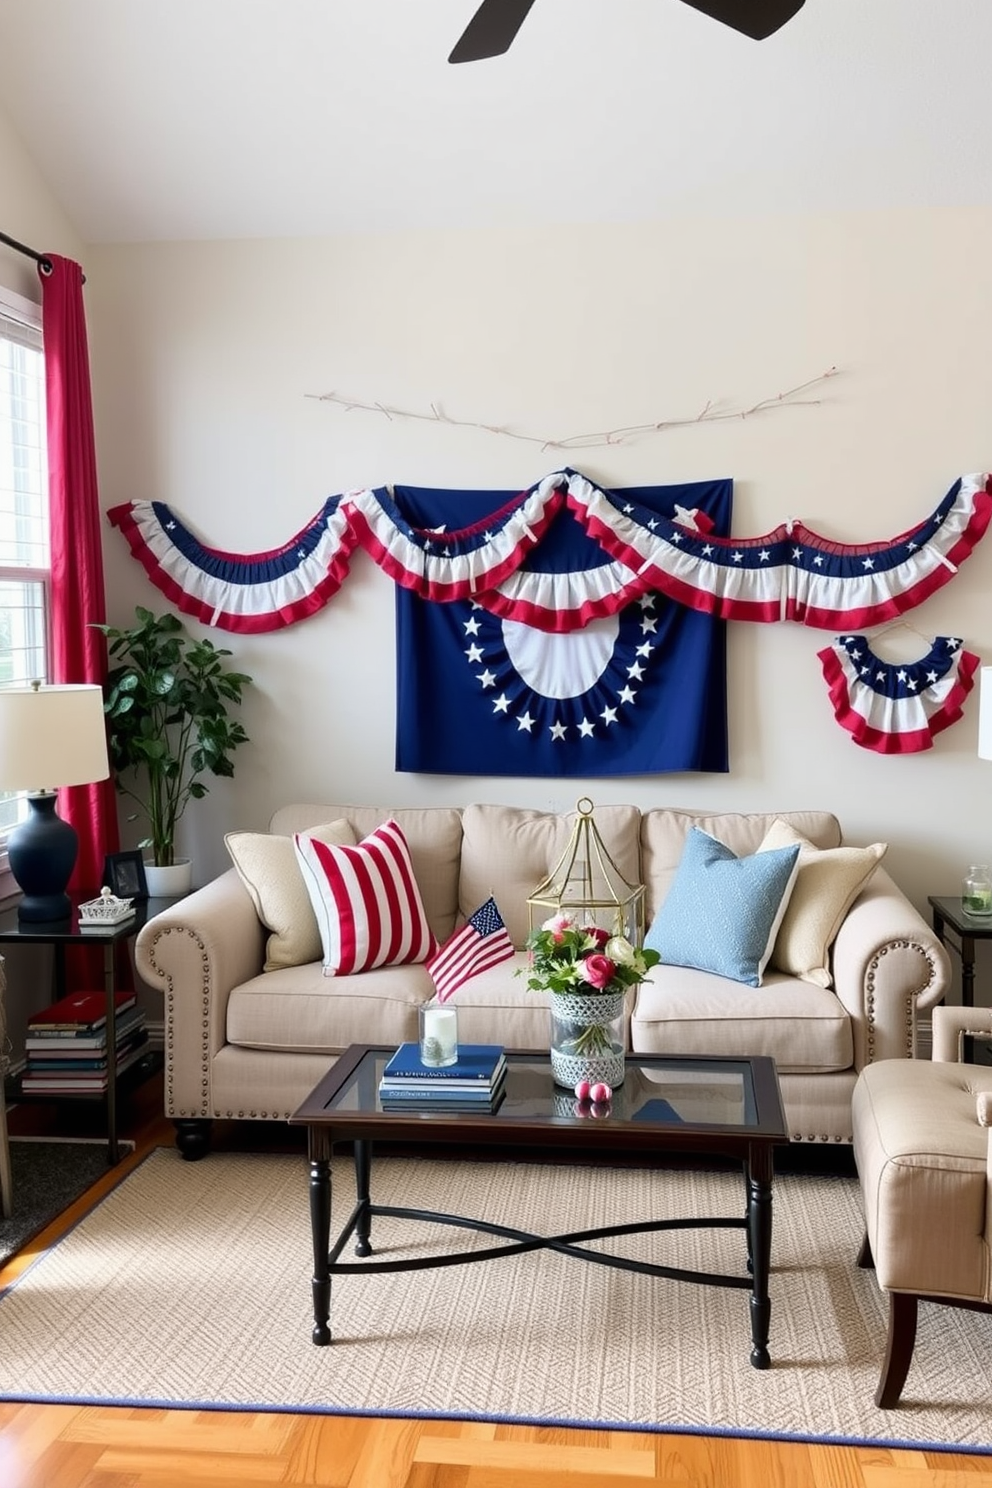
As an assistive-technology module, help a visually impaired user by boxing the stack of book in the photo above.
[378,1043,506,1110]
[22,989,149,1095]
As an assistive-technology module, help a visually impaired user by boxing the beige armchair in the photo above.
[852,1004,992,1407]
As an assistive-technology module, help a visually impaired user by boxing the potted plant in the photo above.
[96,606,252,894]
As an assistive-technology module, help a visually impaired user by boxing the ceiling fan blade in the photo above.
[448,0,540,63]
[678,0,805,41]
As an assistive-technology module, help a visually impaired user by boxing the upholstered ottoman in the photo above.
[852,1009,992,1406]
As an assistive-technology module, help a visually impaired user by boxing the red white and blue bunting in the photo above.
[817,634,980,754]
[108,496,360,634]
[107,469,992,636]
[567,470,992,628]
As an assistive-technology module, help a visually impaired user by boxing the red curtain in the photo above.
[40,254,120,892]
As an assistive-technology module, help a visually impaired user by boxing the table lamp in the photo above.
[0,682,110,921]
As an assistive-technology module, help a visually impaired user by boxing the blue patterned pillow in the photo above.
[644,828,801,987]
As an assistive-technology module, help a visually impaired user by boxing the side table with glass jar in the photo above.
[928,881,992,1064]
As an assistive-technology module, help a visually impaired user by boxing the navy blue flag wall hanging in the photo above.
[393,477,733,777]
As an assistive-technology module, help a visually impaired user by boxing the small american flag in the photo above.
[426,895,515,1003]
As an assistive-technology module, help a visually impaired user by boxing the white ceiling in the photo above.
[1,0,990,244]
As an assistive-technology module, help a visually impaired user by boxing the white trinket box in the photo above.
[78,886,136,927]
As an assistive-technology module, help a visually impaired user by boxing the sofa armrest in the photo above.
[932,1004,992,1063]
[135,869,266,1119]
[830,866,950,1069]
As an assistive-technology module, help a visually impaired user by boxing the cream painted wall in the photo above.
[0,105,83,297]
[82,212,992,990]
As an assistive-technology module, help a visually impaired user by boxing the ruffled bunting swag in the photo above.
[107,469,992,635]
[568,470,992,628]
[108,496,360,633]
[817,634,980,753]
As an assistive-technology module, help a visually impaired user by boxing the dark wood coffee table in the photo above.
[290,1046,789,1368]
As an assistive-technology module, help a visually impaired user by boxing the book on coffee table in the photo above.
[379,1076,506,1111]
[380,1042,506,1092]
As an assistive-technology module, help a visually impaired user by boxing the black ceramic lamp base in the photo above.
[7,793,79,922]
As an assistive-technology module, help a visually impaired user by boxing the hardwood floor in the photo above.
[0,1073,989,1488]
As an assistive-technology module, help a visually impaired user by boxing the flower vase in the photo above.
[548,990,626,1089]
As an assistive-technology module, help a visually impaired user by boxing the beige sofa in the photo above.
[134,802,950,1159]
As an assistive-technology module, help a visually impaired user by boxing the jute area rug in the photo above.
[0,1147,988,1450]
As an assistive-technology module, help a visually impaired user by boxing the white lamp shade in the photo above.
[980,668,992,762]
[0,684,110,792]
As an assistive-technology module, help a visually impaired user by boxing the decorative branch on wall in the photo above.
[305,368,840,451]
[107,468,991,636]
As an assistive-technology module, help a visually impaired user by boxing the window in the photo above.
[0,288,50,847]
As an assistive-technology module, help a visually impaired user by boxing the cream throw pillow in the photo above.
[757,819,886,988]
[225,819,357,971]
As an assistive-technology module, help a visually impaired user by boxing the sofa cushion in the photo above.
[640,808,841,924]
[631,966,854,1073]
[224,819,357,972]
[458,803,643,949]
[226,960,436,1052]
[643,828,801,987]
[295,819,436,976]
[225,954,543,1054]
[269,804,464,944]
[757,818,886,988]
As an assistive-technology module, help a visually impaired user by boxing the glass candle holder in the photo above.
[419,1002,458,1067]
[963,865,992,916]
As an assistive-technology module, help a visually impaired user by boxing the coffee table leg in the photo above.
[746,1148,773,1369]
[309,1135,332,1346]
[354,1139,372,1257]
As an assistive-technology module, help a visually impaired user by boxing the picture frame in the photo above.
[102,850,148,901]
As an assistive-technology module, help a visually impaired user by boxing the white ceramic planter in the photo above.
[143,859,193,898]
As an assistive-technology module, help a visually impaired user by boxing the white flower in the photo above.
[605,936,636,966]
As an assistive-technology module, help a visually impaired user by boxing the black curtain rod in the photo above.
[0,229,53,274]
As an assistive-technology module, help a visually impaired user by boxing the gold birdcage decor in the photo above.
[526,797,646,946]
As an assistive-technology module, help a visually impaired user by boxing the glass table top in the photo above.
[312,1049,780,1133]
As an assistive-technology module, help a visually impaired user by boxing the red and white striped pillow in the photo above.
[294,819,436,976]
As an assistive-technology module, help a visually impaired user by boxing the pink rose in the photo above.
[543,912,575,943]
[578,953,615,989]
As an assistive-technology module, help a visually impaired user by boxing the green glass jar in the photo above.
[963,865,992,916]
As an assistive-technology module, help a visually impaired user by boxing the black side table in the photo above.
[0,894,172,1163]
[928,896,992,1010]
